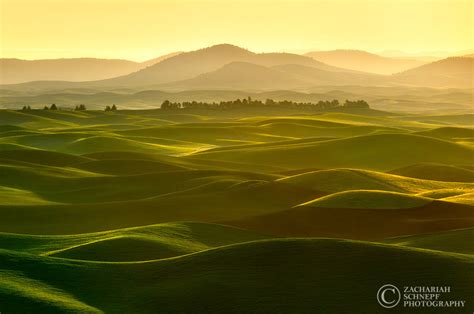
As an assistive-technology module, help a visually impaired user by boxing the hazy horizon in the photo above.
[1,45,473,62]
[1,0,472,61]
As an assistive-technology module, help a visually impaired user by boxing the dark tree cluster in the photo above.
[343,100,370,108]
[105,104,118,112]
[74,104,87,111]
[44,104,58,110]
[160,97,368,110]
[18,104,118,112]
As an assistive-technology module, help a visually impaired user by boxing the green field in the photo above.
[0,107,473,312]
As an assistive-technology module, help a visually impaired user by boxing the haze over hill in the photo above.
[0,44,472,98]
[393,57,474,88]
[305,50,429,75]
[97,44,357,87]
[379,49,474,59]
[0,52,181,85]
[161,61,381,91]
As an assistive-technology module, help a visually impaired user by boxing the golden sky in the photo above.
[1,0,472,61]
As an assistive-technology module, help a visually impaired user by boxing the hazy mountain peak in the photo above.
[0,52,180,84]
[393,56,474,87]
[305,50,428,75]
[203,43,251,51]
[140,52,183,67]
[191,44,255,58]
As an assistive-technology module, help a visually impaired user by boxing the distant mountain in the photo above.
[0,58,138,84]
[1,45,471,92]
[392,57,474,88]
[162,62,309,91]
[140,52,183,68]
[0,53,180,84]
[161,61,383,91]
[305,50,428,75]
[273,64,381,85]
[101,44,356,87]
[380,49,474,59]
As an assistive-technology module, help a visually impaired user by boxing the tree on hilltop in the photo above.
[343,100,369,108]
[75,104,86,111]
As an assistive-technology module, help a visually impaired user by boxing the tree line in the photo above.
[18,98,370,112]
[20,104,118,111]
[161,98,369,110]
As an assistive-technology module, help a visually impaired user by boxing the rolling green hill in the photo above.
[0,179,319,234]
[0,107,473,312]
[0,149,92,166]
[73,159,188,175]
[0,239,472,313]
[0,186,59,205]
[389,163,474,182]
[277,168,474,193]
[415,126,474,140]
[228,199,474,239]
[384,228,474,255]
[193,133,473,170]
[441,192,474,206]
[297,190,433,209]
[0,222,272,261]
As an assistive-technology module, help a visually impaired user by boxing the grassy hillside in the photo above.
[384,228,474,255]
[441,192,474,206]
[297,190,433,209]
[389,163,474,182]
[193,133,473,170]
[228,199,474,239]
[0,109,472,236]
[278,168,474,193]
[0,222,272,261]
[0,239,472,313]
[0,107,472,312]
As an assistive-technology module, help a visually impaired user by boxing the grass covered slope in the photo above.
[389,163,474,182]
[193,133,473,171]
[441,192,474,206]
[0,239,473,313]
[0,179,320,234]
[0,222,272,261]
[0,107,472,238]
[228,199,474,240]
[0,149,92,166]
[298,190,433,209]
[0,186,59,205]
[72,159,188,175]
[384,228,474,255]
[0,269,103,313]
[0,107,473,312]
[277,168,474,193]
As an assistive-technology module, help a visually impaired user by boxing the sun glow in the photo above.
[1,0,472,60]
